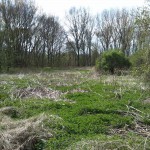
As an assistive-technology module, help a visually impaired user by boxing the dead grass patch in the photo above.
[143,98,150,104]
[0,107,19,118]
[69,88,88,94]
[12,87,63,100]
[0,113,60,150]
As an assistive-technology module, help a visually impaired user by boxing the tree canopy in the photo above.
[0,0,149,74]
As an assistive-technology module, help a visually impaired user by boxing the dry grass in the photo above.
[11,86,63,100]
[0,112,61,150]
[67,134,150,150]
[103,75,149,90]
[67,140,132,150]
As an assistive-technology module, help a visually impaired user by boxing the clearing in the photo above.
[0,68,150,150]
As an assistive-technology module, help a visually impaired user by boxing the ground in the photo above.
[0,67,150,150]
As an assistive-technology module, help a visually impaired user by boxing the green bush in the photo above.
[130,50,145,68]
[96,50,131,74]
[130,49,150,84]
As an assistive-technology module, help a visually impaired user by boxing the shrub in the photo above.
[96,50,131,74]
[130,50,145,68]
[130,49,150,84]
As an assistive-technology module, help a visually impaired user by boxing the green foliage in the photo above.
[0,69,150,149]
[96,50,131,74]
[134,2,150,84]
[130,50,145,68]
[130,49,150,84]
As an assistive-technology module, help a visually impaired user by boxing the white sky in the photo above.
[35,0,146,19]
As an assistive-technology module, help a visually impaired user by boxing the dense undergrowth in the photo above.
[0,68,150,150]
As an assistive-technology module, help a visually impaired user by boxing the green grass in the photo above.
[0,68,150,149]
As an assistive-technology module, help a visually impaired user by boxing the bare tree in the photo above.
[96,9,135,56]
[36,14,66,67]
[66,7,94,66]
[96,10,113,51]
[0,0,37,68]
[85,16,95,66]
[116,9,134,55]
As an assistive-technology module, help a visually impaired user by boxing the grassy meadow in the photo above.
[0,68,150,150]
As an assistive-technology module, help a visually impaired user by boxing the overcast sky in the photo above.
[35,0,145,19]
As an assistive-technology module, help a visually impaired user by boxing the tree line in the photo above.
[0,0,149,71]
